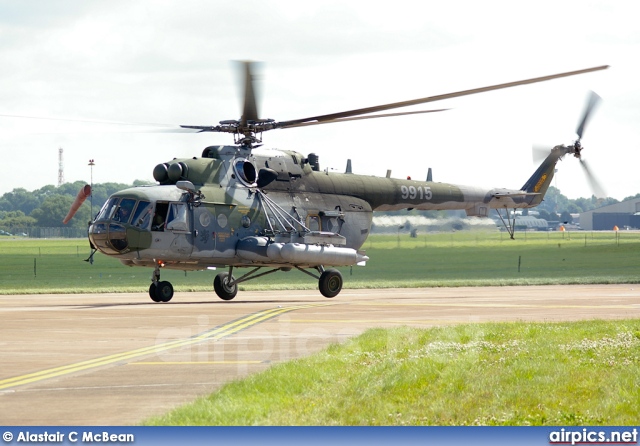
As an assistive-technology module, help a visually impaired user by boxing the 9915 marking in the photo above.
[400,185,432,200]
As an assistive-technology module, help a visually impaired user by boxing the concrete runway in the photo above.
[1,284,639,425]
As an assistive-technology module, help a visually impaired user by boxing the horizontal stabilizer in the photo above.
[492,191,540,198]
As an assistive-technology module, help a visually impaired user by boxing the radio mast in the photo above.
[58,147,64,186]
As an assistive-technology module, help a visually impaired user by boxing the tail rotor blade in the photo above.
[576,91,601,140]
[579,158,606,198]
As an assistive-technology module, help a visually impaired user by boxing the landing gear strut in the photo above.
[149,263,174,303]
[211,265,344,300]
[292,265,342,298]
[496,206,517,240]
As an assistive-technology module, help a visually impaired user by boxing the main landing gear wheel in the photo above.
[149,283,161,302]
[156,281,174,302]
[149,281,173,302]
[214,272,238,301]
[319,269,343,298]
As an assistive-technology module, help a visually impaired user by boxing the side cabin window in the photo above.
[307,215,321,232]
[166,202,189,232]
[152,202,169,231]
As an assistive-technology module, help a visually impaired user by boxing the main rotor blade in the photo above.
[576,90,601,140]
[279,108,449,129]
[276,65,609,128]
[0,113,202,135]
[0,113,174,128]
[239,61,260,127]
[580,158,606,198]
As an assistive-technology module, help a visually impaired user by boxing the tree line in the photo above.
[0,180,151,233]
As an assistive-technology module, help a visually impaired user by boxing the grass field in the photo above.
[1,230,638,294]
[145,319,640,425]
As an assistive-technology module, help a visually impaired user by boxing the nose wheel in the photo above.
[149,264,174,303]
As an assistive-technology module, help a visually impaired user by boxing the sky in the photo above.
[0,0,638,200]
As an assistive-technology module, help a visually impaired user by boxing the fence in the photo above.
[2,227,88,239]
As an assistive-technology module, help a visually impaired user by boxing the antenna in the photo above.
[88,159,95,218]
[58,147,64,187]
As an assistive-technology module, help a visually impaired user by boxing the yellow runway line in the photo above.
[0,304,324,391]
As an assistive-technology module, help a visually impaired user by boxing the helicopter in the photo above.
[65,62,608,302]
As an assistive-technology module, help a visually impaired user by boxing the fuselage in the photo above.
[88,144,563,270]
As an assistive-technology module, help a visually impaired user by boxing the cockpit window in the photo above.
[166,202,189,232]
[131,200,152,229]
[113,198,136,224]
[96,197,118,221]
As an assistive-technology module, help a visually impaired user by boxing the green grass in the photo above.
[1,230,639,294]
[145,319,640,426]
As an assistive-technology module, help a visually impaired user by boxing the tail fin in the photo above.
[520,147,568,206]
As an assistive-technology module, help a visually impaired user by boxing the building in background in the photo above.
[579,198,640,230]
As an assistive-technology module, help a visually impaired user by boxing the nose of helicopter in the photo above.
[88,196,153,255]
[89,222,129,254]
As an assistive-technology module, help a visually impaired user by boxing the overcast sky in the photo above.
[1,0,638,200]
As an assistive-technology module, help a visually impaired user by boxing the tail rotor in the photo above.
[572,91,605,197]
[532,91,606,198]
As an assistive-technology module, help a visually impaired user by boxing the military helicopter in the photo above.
[66,63,608,302]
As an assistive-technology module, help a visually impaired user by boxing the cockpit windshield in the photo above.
[113,199,136,224]
[90,197,152,255]
[95,197,152,229]
[96,198,118,221]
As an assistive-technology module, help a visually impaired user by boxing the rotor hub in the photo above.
[572,140,583,158]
